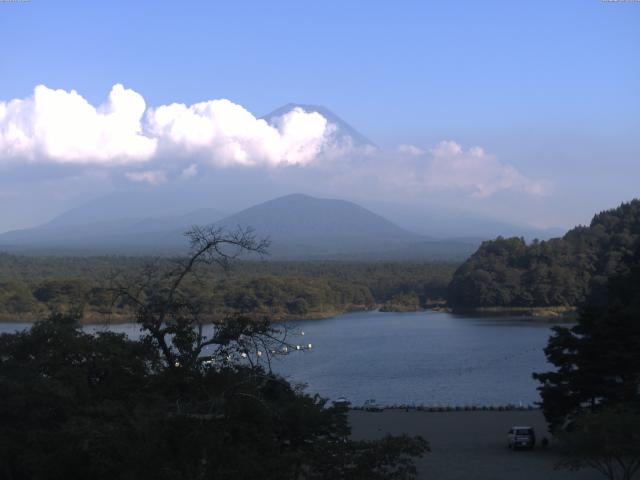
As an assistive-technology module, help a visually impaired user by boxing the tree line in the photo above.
[0,254,457,321]
[447,199,640,308]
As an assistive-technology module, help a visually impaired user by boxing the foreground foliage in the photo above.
[0,227,428,479]
[0,316,427,480]
[556,407,640,480]
[534,243,640,479]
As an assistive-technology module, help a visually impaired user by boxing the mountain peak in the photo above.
[213,193,421,258]
[274,192,315,201]
[264,192,340,206]
[262,104,376,148]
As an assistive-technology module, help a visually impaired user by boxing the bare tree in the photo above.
[110,225,295,372]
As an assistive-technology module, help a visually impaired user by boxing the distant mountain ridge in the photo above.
[0,192,479,259]
[213,193,428,258]
[217,193,418,240]
[0,208,226,254]
[43,189,224,227]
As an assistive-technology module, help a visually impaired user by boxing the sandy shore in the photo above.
[349,409,601,480]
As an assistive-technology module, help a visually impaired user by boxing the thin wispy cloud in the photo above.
[424,141,548,198]
[397,144,425,156]
[180,163,199,179]
[359,140,548,199]
[124,170,168,185]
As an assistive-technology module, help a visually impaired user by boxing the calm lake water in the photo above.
[0,310,559,407]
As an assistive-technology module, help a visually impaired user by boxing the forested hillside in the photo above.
[0,255,456,321]
[447,200,640,308]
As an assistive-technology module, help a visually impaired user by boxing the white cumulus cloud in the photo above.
[0,84,156,164]
[0,84,548,200]
[146,100,335,167]
[0,85,343,169]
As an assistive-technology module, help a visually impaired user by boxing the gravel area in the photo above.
[349,409,603,480]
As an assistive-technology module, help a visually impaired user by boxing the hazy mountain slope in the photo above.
[262,103,376,148]
[217,193,418,240]
[367,203,566,241]
[0,189,520,260]
[45,192,182,227]
[0,193,427,258]
[0,187,555,261]
[213,193,425,258]
[0,208,225,253]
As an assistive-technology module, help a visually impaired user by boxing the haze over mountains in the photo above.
[0,206,226,255]
[0,193,456,258]
[0,104,565,258]
[0,191,562,260]
[214,193,471,259]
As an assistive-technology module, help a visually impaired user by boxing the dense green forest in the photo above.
[0,254,456,321]
[447,200,640,309]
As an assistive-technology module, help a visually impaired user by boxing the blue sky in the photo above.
[0,0,639,233]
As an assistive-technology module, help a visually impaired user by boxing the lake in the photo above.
[0,310,559,407]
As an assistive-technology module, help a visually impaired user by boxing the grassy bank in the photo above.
[450,305,577,321]
[0,303,377,325]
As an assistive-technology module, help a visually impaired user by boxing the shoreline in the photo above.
[351,404,540,412]
[0,304,578,325]
[449,305,577,322]
[0,304,376,325]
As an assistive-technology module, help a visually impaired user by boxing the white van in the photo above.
[507,426,536,450]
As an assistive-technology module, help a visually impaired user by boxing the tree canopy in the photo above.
[447,199,640,308]
[533,242,640,432]
[0,253,457,321]
[533,242,640,480]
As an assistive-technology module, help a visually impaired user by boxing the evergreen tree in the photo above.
[533,243,640,479]
[448,199,640,309]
